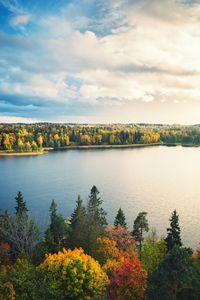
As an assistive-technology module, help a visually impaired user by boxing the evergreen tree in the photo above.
[165,210,182,251]
[87,186,107,227]
[69,195,87,248]
[148,246,197,300]
[132,212,149,254]
[45,200,69,252]
[86,186,107,255]
[114,208,127,228]
[15,191,28,217]
[70,195,86,228]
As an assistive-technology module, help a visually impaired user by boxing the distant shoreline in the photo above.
[0,144,159,156]
[0,142,199,156]
[0,151,46,157]
[51,143,161,151]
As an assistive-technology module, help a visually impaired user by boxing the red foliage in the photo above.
[0,243,10,265]
[105,226,135,252]
[108,253,147,300]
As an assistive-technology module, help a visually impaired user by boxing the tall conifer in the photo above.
[114,208,127,228]
[15,191,28,217]
[165,210,182,251]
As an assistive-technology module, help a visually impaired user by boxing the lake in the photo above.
[0,146,200,248]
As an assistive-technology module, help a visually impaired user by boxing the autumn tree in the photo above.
[39,248,109,300]
[132,212,149,254]
[2,134,11,151]
[105,226,135,253]
[17,138,24,152]
[165,210,182,251]
[0,243,10,265]
[114,208,127,228]
[108,253,147,300]
[96,236,121,265]
[37,135,43,148]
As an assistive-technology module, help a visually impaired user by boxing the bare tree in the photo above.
[0,212,40,257]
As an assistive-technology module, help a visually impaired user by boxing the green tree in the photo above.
[0,258,40,300]
[15,192,28,217]
[148,246,197,300]
[132,212,149,254]
[45,200,69,252]
[141,238,167,275]
[69,195,86,248]
[86,186,107,255]
[114,208,127,228]
[165,210,182,251]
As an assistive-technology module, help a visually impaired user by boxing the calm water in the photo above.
[0,146,200,248]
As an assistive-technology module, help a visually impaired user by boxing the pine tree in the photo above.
[45,200,69,252]
[132,212,149,254]
[114,208,127,228]
[69,195,87,249]
[87,186,107,227]
[165,210,182,251]
[86,186,107,254]
[15,191,28,217]
[70,195,86,229]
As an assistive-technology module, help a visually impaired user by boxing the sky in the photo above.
[1,0,200,124]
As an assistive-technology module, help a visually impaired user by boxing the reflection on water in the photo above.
[0,146,200,248]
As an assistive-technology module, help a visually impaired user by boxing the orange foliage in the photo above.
[97,237,120,261]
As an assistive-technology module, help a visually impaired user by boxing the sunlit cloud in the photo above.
[10,14,31,26]
[0,0,200,123]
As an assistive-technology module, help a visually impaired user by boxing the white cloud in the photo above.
[1,0,200,123]
[0,116,41,123]
[10,14,31,26]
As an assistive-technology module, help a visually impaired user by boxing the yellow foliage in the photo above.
[40,248,109,299]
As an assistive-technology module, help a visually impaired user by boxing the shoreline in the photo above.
[0,142,199,156]
[51,143,161,151]
[0,151,46,157]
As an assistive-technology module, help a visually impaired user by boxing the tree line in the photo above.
[0,187,200,299]
[2,123,200,152]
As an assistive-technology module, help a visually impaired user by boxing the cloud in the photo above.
[0,0,24,15]
[10,14,31,26]
[1,0,200,123]
[0,116,41,123]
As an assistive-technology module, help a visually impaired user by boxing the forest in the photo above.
[0,187,200,299]
[1,123,200,152]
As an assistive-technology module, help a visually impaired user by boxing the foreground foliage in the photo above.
[108,253,147,300]
[40,248,109,300]
[1,189,200,299]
